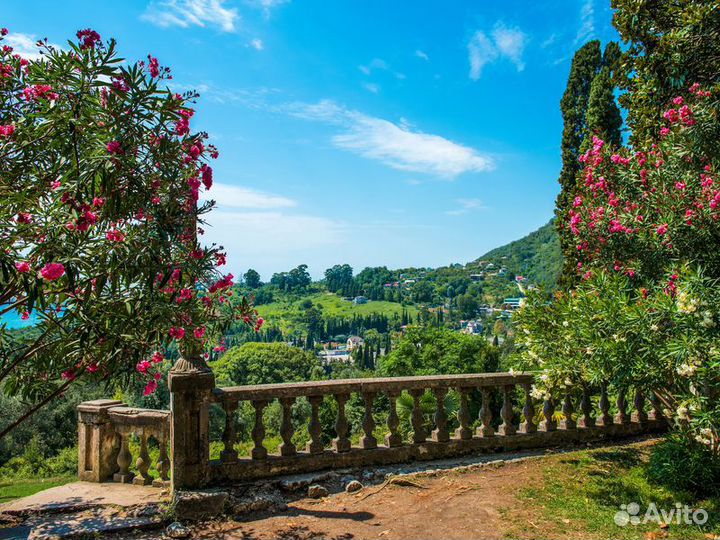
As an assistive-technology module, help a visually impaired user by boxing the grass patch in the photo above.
[0,476,74,504]
[257,292,418,332]
[506,442,720,540]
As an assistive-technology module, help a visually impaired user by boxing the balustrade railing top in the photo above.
[78,369,667,491]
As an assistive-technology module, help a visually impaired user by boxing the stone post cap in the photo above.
[77,399,126,422]
[168,366,215,393]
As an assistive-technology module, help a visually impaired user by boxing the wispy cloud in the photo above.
[201,183,296,209]
[415,49,429,61]
[287,100,494,178]
[468,22,527,80]
[4,33,61,60]
[575,0,595,44]
[444,198,485,216]
[250,38,264,50]
[141,0,239,32]
[358,58,405,80]
[362,82,380,94]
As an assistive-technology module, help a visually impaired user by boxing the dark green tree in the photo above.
[611,0,720,143]
[243,268,262,289]
[556,41,602,225]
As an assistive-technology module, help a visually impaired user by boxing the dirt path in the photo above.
[180,459,542,540]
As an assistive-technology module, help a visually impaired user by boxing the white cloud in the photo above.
[576,0,595,44]
[4,33,61,60]
[468,31,498,80]
[468,22,528,80]
[358,58,404,80]
[202,183,296,209]
[288,101,493,178]
[363,82,380,94]
[445,198,485,216]
[141,0,239,32]
[203,210,345,275]
[415,49,429,61]
[492,24,527,71]
[250,38,264,50]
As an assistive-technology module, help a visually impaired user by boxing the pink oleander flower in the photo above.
[136,360,152,374]
[40,262,65,281]
[143,379,158,396]
[106,140,122,154]
[194,326,206,339]
[147,55,160,77]
[0,124,15,137]
[169,326,186,340]
[659,127,671,137]
[151,351,164,363]
[21,311,29,320]
[61,369,77,381]
[656,224,669,236]
[87,363,99,373]
[76,29,101,50]
[15,261,30,273]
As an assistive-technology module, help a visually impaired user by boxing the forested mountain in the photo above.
[475,220,562,288]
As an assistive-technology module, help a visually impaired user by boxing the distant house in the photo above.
[352,296,368,304]
[470,273,484,282]
[347,336,364,351]
[515,276,527,283]
[317,350,353,366]
[498,267,508,276]
[502,297,523,310]
[460,320,484,335]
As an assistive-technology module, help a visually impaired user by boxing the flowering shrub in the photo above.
[0,28,258,413]
[516,266,720,449]
[564,84,720,281]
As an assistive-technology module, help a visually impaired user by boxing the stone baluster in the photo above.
[477,388,494,437]
[539,397,556,432]
[361,392,377,449]
[333,394,351,453]
[410,389,427,443]
[597,383,612,426]
[113,426,134,483]
[307,395,325,454]
[648,392,664,422]
[133,429,152,486]
[632,389,648,424]
[577,388,595,428]
[560,394,576,430]
[385,390,403,447]
[220,399,239,463]
[279,397,297,456]
[455,388,473,440]
[431,388,450,442]
[498,385,516,436]
[615,389,630,425]
[518,383,536,434]
[153,429,170,487]
[251,400,268,460]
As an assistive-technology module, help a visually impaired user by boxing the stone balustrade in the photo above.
[177,372,666,488]
[77,399,170,487]
[79,370,666,490]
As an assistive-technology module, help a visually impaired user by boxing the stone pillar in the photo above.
[168,355,216,490]
[77,399,125,482]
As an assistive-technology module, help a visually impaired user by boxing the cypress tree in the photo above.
[556,40,602,287]
[584,42,623,149]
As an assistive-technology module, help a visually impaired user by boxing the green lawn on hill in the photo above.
[256,292,418,330]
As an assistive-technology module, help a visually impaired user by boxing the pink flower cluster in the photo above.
[76,29,101,50]
[40,262,65,281]
[0,124,14,137]
[23,84,59,102]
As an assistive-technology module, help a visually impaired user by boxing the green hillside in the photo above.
[476,220,562,288]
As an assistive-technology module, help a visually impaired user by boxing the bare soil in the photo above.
[177,459,541,540]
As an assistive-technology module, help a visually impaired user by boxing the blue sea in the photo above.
[1,309,39,329]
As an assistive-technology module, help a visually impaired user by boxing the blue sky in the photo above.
[3,0,619,279]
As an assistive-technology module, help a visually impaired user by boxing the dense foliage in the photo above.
[0,29,257,436]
